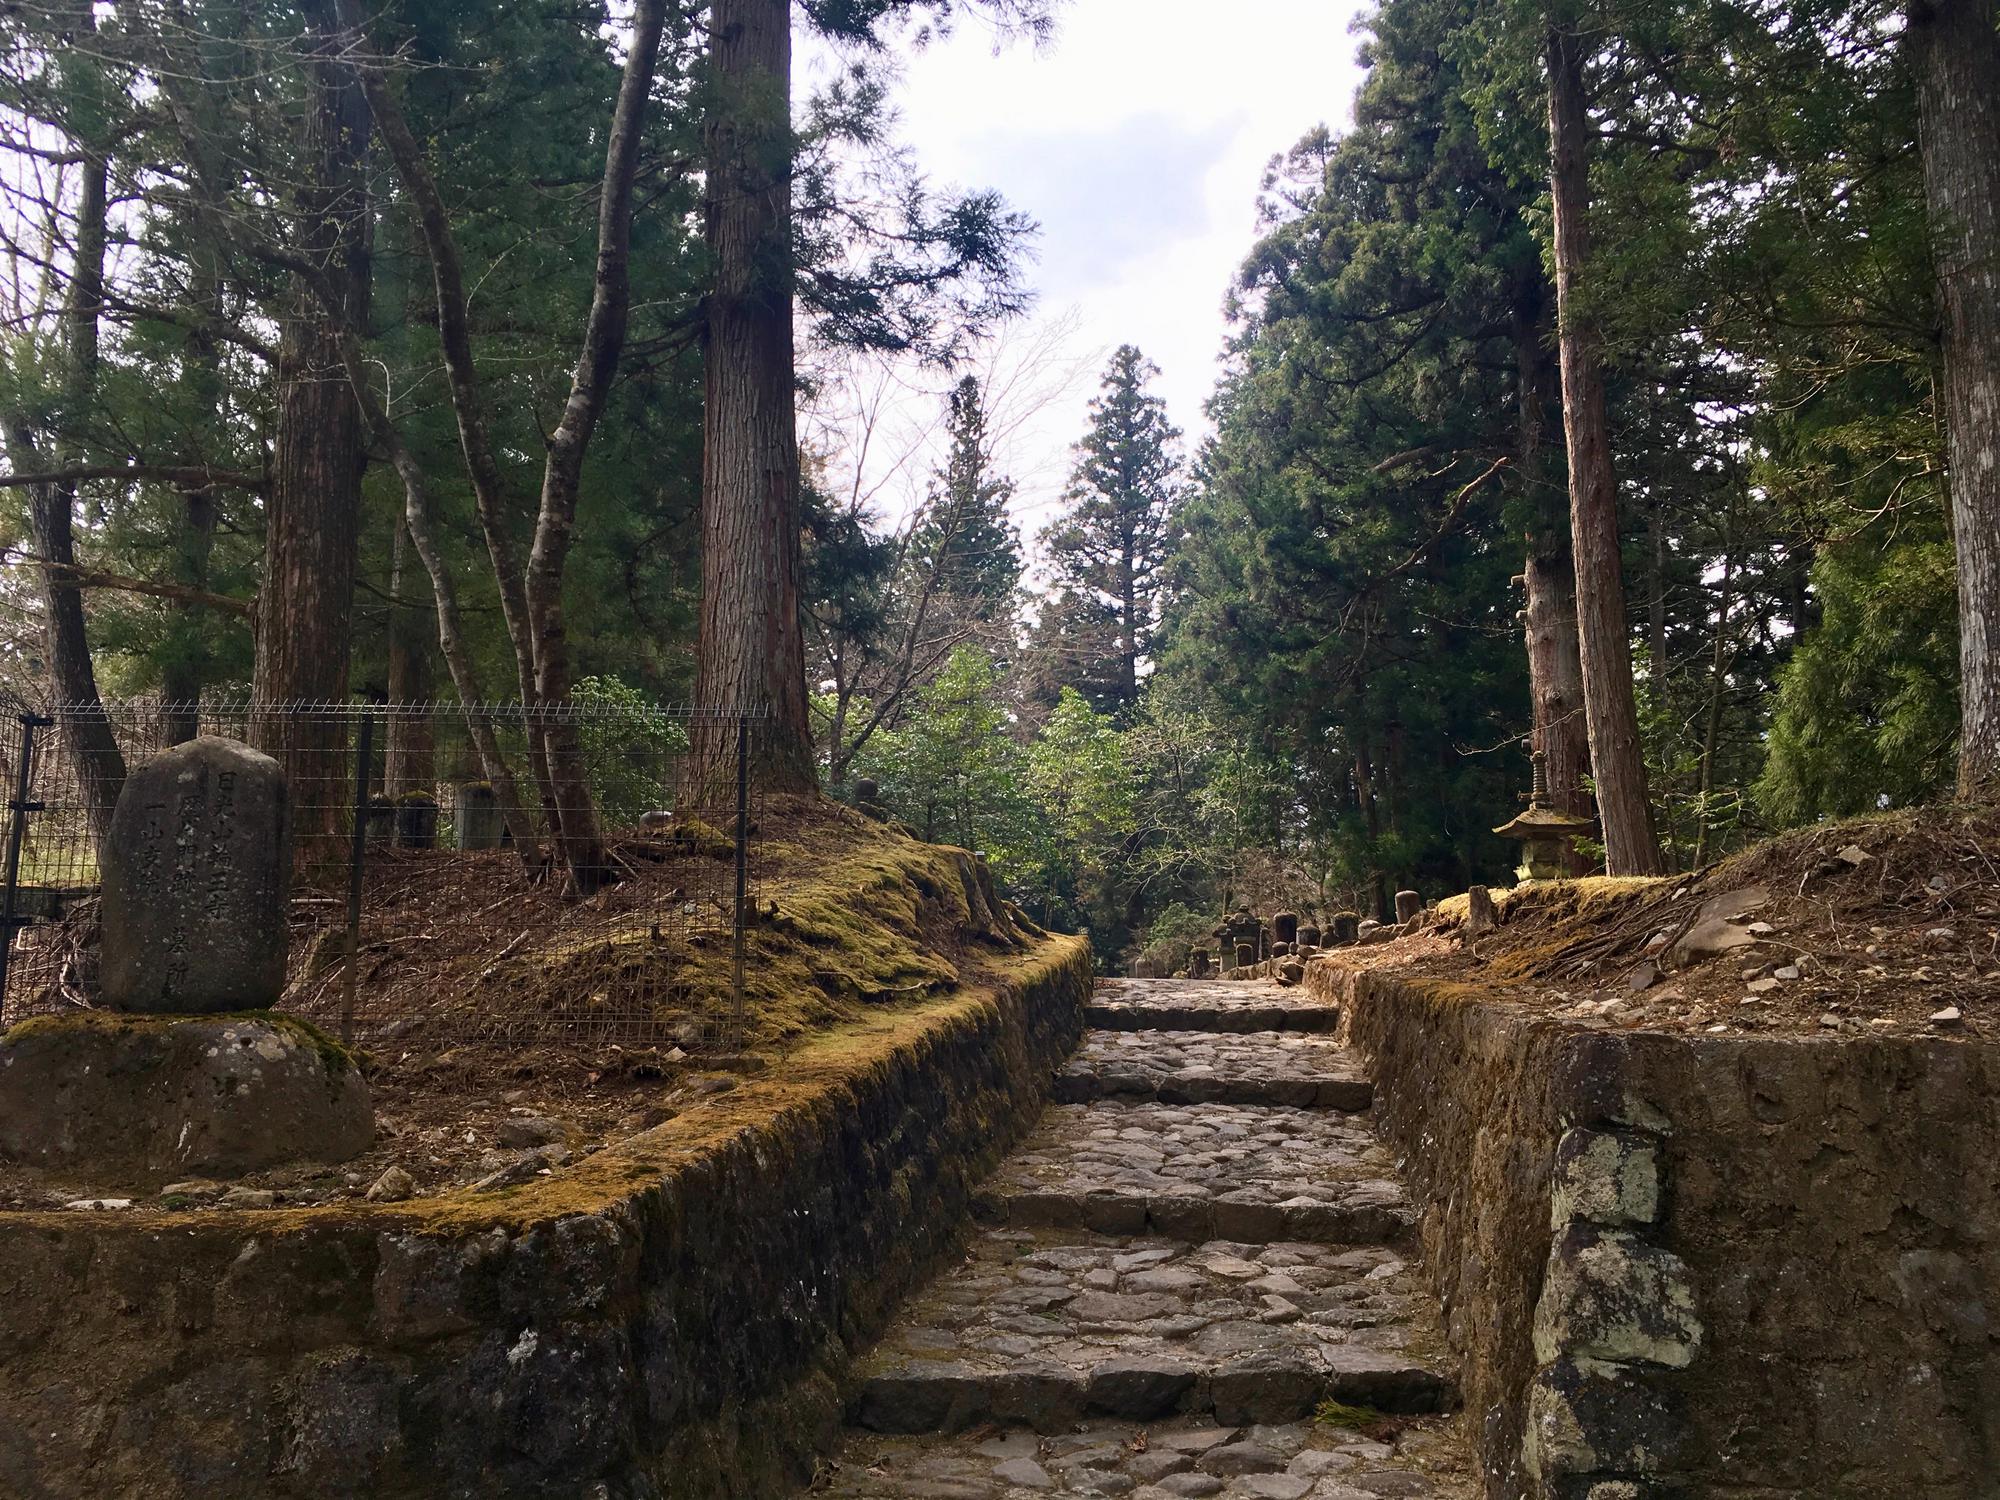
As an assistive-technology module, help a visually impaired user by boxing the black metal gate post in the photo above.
[340,713,375,1045]
[0,714,50,1015]
[730,712,749,1051]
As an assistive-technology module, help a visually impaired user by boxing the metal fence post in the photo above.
[340,713,374,1045]
[730,712,749,1051]
[0,714,50,1016]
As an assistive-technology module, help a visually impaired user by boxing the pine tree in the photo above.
[1039,346,1185,714]
[909,376,1022,620]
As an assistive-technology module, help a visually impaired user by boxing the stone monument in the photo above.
[100,736,292,1011]
[0,737,373,1186]
[1395,889,1423,926]
[396,789,439,848]
[455,781,504,850]
[1272,910,1300,947]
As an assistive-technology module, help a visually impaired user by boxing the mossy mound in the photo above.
[398,795,1036,1053]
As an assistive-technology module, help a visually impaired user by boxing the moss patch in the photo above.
[456,796,1030,1050]
[5,1009,358,1074]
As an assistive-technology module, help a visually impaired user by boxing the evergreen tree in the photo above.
[1038,346,1185,714]
[908,376,1022,620]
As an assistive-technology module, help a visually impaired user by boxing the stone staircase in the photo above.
[812,978,1475,1499]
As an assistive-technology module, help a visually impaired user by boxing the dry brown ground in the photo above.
[0,797,1037,1212]
[1352,804,2000,1040]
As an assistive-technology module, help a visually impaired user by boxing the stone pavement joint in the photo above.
[978,1101,1414,1248]
[1055,1030,1375,1112]
[849,1229,1451,1436]
[1086,979,1340,1035]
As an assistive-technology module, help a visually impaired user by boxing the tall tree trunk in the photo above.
[336,0,558,825]
[1354,738,1386,919]
[383,519,435,796]
[311,292,544,861]
[251,0,370,845]
[1909,0,2000,798]
[694,0,815,795]
[1513,296,1592,839]
[1692,503,1736,870]
[23,93,125,841]
[521,0,667,891]
[1119,542,1139,707]
[1544,17,1663,874]
[163,241,225,747]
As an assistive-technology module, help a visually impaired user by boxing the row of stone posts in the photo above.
[1175,890,1433,984]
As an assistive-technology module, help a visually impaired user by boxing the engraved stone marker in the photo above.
[100,736,291,1013]
[454,782,503,850]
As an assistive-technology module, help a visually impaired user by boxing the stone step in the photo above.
[848,1228,1455,1438]
[818,1416,1475,1498]
[973,1101,1414,1247]
[1055,1030,1374,1112]
[1087,979,1339,1036]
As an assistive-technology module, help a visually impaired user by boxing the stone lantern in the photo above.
[1493,752,1597,882]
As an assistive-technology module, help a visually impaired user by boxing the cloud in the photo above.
[808,0,1373,531]
[957,112,1243,301]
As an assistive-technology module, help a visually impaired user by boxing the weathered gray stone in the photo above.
[0,1014,370,1184]
[1236,1474,1312,1498]
[365,1165,415,1202]
[496,1115,569,1149]
[1394,891,1422,925]
[992,1456,1055,1489]
[453,781,504,850]
[1522,1356,1683,1482]
[1464,886,1495,936]
[1197,1440,1285,1475]
[1550,1128,1660,1229]
[100,735,290,1013]
[1533,1227,1702,1368]
[1085,1356,1198,1417]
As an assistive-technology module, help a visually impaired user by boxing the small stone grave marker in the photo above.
[100,736,291,1013]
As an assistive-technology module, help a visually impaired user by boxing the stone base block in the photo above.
[0,1012,372,1185]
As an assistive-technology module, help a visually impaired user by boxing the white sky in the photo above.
[804,0,1369,538]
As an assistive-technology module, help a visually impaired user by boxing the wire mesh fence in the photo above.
[0,700,764,1051]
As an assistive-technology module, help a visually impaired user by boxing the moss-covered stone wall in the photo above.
[1309,958,2000,1500]
[0,936,1091,1500]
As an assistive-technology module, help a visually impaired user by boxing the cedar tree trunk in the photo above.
[1545,18,1662,874]
[1513,290,1592,839]
[25,108,125,840]
[694,0,816,795]
[252,0,370,843]
[1910,0,2000,798]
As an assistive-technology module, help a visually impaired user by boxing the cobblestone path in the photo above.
[811,978,1475,1500]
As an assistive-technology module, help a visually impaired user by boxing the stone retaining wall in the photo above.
[1308,958,2000,1500]
[0,937,1091,1500]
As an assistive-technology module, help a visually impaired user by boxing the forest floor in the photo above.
[0,797,1037,1213]
[1354,804,1999,1041]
